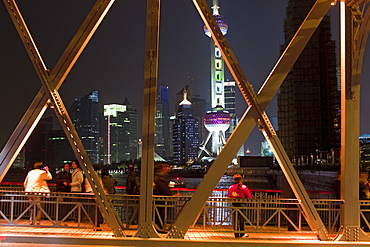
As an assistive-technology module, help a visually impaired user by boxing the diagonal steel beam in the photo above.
[0,88,49,181]
[0,0,125,237]
[0,0,116,179]
[48,0,116,89]
[168,0,333,241]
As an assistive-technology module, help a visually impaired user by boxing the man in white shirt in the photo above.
[24,162,52,225]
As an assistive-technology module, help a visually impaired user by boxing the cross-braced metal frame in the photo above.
[0,0,124,237]
[1,0,370,242]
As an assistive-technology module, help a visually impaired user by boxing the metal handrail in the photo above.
[0,190,349,235]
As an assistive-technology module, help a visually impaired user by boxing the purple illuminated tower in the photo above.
[199,0,231,157]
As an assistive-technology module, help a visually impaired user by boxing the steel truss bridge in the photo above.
[0,0,370,244]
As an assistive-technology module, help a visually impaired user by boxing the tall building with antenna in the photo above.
[173,89,199,165]
[204,0,228,109]
[199,0,232,158]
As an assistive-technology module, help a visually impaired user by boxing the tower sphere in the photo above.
[204,15,228,37]
[203,106,231,132]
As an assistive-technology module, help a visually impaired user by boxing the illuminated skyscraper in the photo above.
[173,90,199,165]
[224,81,236,139]
[102,98,138,164]
[199,0,231,157]
[224,81,244,157]
[155,86,170,159]
[204,0,228,109]
[70,90,100,164]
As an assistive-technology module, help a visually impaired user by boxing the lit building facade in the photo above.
[69,90,100,164]
[173,90,199,165]
[102,98,138,164]
[176,86,208,157]
[224,81,244,156]
[155,86,170,160]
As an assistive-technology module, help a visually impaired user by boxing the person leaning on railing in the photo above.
[227,174,252,238]
[24,162,52,225]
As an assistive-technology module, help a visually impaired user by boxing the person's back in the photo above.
[126,165,140,195]
[24,163,52,193]
[24,162,52,224]
[102,169,117,194]
[153,171,172,196]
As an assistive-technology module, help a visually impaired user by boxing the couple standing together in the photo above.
[23,160,82,225]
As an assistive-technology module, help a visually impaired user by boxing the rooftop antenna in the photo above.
[188,76,193,101]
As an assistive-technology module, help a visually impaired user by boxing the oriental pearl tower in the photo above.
[198,0,231,158]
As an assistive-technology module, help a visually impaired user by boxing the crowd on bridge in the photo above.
[22,160,256,238]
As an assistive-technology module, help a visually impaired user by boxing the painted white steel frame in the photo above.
[0,0,124,237]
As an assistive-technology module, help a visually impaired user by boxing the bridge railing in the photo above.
[0,192,101,228]
[0,189,349,234]
[195,197,343,233]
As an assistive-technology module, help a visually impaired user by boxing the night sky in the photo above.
[0,1,369,156]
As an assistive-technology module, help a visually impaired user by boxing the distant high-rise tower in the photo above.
[155,86,170,159]
[70,90,100,164]
[102,98,138,164]
[224,81,244,157]
[277,0,340,162]
[176,85,208,154]
[47,129,74,168]
[204,0,228,109]
[199,0,231,157]
[24,116,53,169]
[224,81,236,139]
[173,89,199,165]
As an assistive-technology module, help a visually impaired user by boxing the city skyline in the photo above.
[1,1,370,157]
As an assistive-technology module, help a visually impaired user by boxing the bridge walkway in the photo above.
[0,220,369,247]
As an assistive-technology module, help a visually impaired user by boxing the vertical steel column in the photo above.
[169,0,332,240]
[335,0,370,241]
[135,0,161,238]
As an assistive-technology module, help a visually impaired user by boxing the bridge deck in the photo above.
[1,220,369,246]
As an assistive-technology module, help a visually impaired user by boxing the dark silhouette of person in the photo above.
[102,168,117,200]
[153,161,172,232]
[126,164,140,195]
[55,163,72,222]
[360,172,370,231]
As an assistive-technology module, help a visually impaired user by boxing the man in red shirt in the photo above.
[228,174,252,238]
